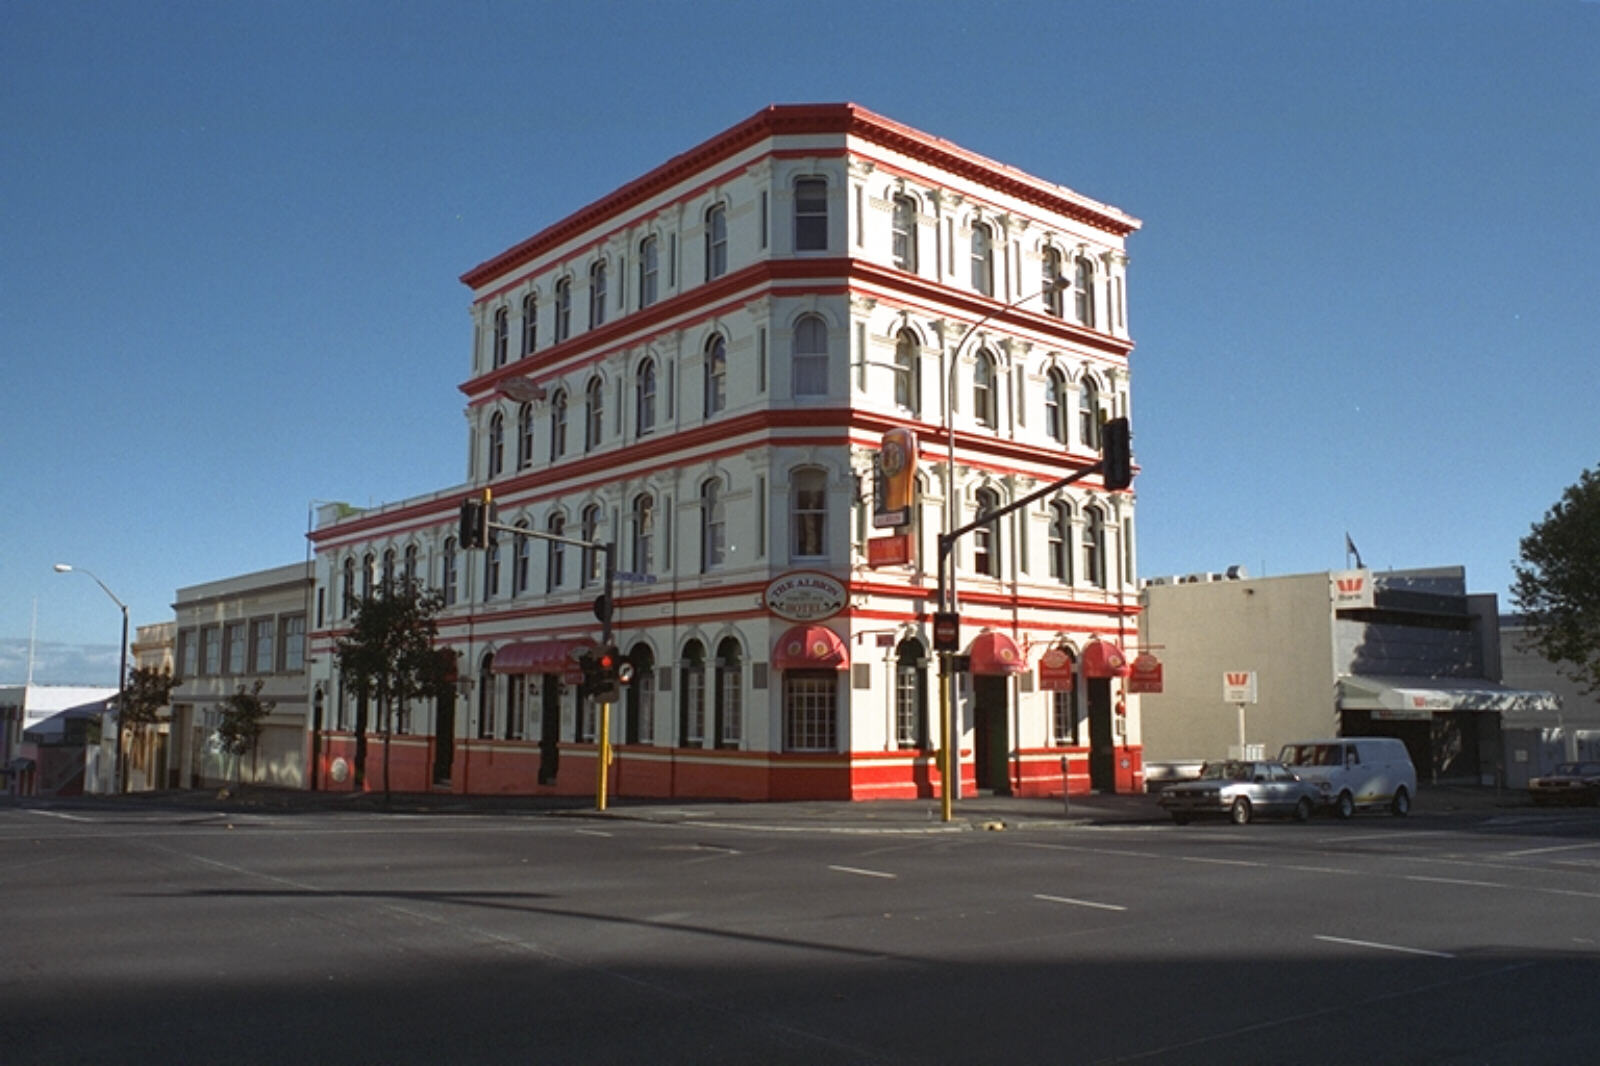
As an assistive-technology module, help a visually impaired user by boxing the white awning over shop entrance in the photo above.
[1338,675,1561,720]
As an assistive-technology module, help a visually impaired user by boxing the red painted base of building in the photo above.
[309,733,1145,800]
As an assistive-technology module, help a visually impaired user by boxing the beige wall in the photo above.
[1138,572,1338,764]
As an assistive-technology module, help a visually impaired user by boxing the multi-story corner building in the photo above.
[309,104,1144,800]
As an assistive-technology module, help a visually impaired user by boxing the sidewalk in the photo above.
[9,782,1526,833]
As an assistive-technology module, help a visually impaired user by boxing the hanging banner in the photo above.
[873,428,917,529]
[1127,652,1164,693]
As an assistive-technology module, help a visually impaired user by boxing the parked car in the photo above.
[1528,762,1600,806]
[1279,737,1417,818]
[1158,760,1319,825]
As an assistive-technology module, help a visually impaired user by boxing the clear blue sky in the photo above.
[5,0,1596,684]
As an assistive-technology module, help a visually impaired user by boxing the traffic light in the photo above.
[577,649,600,699]
[458,488,495,548]
[1101,417,1132,490]
[591,644,632,703]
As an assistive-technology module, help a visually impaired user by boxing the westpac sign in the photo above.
[1330,569,1374,610]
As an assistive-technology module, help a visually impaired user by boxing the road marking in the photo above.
[1034,893,1127,912]
[828,864,896,879]
[1502,841,1600,858]
[1283,864,1359,875]
[27,809,91,822]
[1405,874,1508,889]
[1314,934,1454,959]
[1180,855,1264,867]
[1315,829,1435,844]
[573,828,612,838]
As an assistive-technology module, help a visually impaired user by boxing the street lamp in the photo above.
[934,277,1072,822]
[54,563,130,794]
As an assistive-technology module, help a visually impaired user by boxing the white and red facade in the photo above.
[308,104,1144,800]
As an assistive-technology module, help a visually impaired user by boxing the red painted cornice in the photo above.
[460,104,1139,290]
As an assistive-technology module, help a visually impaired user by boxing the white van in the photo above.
[1278,737,1417,818]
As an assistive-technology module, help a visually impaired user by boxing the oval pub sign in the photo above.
[763,571,847,622]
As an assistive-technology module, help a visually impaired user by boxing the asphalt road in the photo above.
[3,800,1596,1065]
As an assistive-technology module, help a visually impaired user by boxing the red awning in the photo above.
[968,631,1024,675]
[772,624,848,671]
[1081,639,1132,679]
[492,639,595,681]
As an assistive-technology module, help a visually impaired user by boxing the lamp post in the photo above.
[934,277,1071,822]
[54,563,130,794]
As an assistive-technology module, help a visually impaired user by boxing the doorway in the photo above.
[432,692,455,787]
[538,676,562,785]
[973,675,1011,794]
[1087,678,1115,790]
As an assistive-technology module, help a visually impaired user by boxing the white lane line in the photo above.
[828,864,897,879]
[1405,874,1508,889]
[1314,830,1436,844]
[1034,893,1127,912]
[1283,864,1360,875]
[27,809,91,822]
[573,828,613,838]
[1314,934,1454,959]
[1503,841,1600,858]
[1180,856,1264,867]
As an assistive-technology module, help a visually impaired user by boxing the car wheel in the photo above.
[1294,796,1313,822]
[1391,787,1410,817]
[1335,791,1355,820]
[1230,797,1253,825]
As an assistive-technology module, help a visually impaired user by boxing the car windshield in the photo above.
[1553,762,1600,775]
[1281,743,1342,767]
[1197,761,1253,782]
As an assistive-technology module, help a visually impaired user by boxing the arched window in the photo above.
[973,350,998,429]
[341,556,356,616]
[791,467,827,559]
[1074,255,1096,327]
[715,637,743,747]
[679,639,706,746]
[793,314,828,397]
[584,376,604,451]
[631,493,655,574]
[549,389,568,459]
[892,194,918,272]
[402,544,418,586]
[974,487,1001,578]
[971,222,994,297]
[381,549,396,594]
[638,236,659,308]
[483,534,500,601]
[1084,505,1107,588]
[636,358,657,435]
[1045,368,1067,444]
[546,512,566,593]
[700,478,725,572]
[554,277,572,342]
[705,204,727,281]
[361,553,374,602]
[487,411,505,477]
[1042,247,1065,317]
[516,403,535,469]
[441,537,458,607]
[512,520,531,595]
[588,259,607,329]
[477,652,496,739]
[1048,502,1073,583]
[492,307,508,366]
[625,643,655,744]
[1079,377,1102,450]
[794,177,828,251]
[580,503,601,588]
[894,638,927,750]
[521,292,537,356]
[1052,650,1080,745]
[783,671,837,752]
[704,334,726,417]
[894,329,920,414]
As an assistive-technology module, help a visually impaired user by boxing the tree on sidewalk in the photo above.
[121,665,180,787]
[217,679,275,789]
[1513,465,1600,695]
[333,579,456,801]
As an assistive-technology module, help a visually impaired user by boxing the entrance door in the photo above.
[1087,678,1115,790]
[538,676,562,785]
[432,692,455,787]
[973,675,1011,795]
